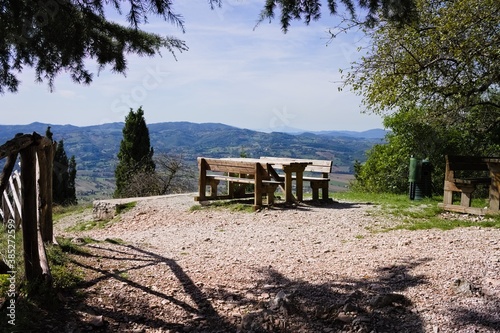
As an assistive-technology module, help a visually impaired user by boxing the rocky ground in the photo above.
[16,194,500,332]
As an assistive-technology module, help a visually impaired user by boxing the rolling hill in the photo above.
[0,122,386,201]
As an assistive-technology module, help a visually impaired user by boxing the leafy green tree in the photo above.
[343,0,500,133]
[114,106,155,198]
[53,139,77,205]
[1,0,417,93]
[353,104,500,194]
[345,0,500,194]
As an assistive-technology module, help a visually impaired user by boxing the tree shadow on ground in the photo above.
[17,243,430,332]
[202,197,372,212]
[207,258,429,333]
[449,290,500,332]
[450,297,500,331]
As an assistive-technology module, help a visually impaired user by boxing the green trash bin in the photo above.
[409,156,420,200]
[409,157,432,200]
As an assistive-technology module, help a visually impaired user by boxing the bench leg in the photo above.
[310,181,329,201]
[311,184,319,201]
[208,179,220,198]
[321,185,329,201]
[458,185,476,207]
[443,189,453,205]
[264,184,279,205]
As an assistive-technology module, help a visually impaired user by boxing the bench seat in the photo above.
[453,177,491,185]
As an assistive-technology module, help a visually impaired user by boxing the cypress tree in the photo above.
[52,139,78,206]
[114,107,155,198]
[67,156,78,205]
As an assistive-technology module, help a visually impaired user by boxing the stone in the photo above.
[369,293,410,308]
[88,315,104,327]
[451,278,479,296]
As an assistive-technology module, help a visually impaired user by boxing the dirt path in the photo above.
[47,194,500,332]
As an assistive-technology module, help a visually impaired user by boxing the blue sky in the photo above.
[1,1,383,132]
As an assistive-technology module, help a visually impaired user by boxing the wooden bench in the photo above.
[442,155,491,212]
[260,157,333,201]
[194,157,283,209]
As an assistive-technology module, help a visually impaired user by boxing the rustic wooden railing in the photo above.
[0,170,21,229]
[0,132,56,284]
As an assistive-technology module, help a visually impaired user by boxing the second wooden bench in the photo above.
[442,155,491,211]
[261,157,333,201]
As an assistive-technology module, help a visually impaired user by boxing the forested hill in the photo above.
[0,122,386,200]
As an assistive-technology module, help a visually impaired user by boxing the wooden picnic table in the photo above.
[221,157,311,203]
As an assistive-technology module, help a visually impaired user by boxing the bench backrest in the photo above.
[445,155,490,171]
[260,157,333,174]
[198,157,273,179]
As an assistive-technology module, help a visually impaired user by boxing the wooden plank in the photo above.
[438,203,500,215]
[0,134,36,160]
[0,153,18,196]
[454,177,491,185]
[209,175,256,184]
[260,156,332,173]
[9,174,22,218]
[2,191,15,219]
[199,157,258,173]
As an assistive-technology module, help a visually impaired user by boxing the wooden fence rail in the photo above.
[0,132,55,285]
[0,170,21,229]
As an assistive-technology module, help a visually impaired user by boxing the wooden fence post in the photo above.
[37,138,54,243]
[20,144,44,283]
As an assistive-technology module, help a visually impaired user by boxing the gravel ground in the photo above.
[51,193,500,333]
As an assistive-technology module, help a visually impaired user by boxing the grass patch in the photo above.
[53,203,93,221]
[105,238,126,245]
[333,191,500,231]
[116,201,137,214]
[65,219,110,232]
[55,236,93,256]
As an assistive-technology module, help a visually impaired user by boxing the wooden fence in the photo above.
[1,170,21,229]
[0,132,56,284]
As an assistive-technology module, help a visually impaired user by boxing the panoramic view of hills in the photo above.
[0,122,386,202]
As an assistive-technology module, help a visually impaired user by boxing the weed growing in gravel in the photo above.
[53,203,93,221]
[116,201,136,214]
[105,238,126,245]
[190,200,256,213]
[65,202,136,232]
[65,219,110,232]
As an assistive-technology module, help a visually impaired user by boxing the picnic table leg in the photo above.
[488,163,500,211]
[283,169,293,203]
[254,164,263,208]
[296,170,304,201]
